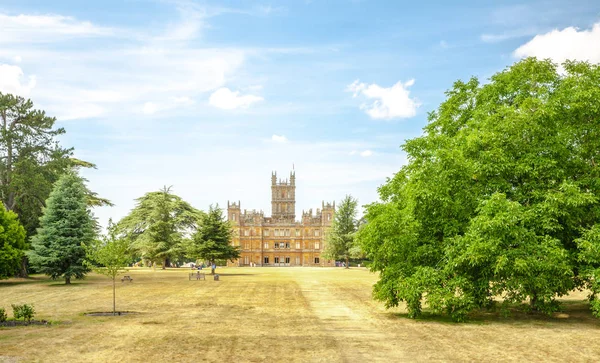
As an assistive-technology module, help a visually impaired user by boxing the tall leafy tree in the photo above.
[85,220,131,315]
[0,202,27,279]
[357,58,600,321]
[186,205,239,274]
[28,171,97,284]
[323,195,361,268]
[118,186,202,268]
[0,94,111,276]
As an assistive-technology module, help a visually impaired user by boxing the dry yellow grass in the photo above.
[1,267,600,362]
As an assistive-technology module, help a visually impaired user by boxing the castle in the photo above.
[227,171,335,266]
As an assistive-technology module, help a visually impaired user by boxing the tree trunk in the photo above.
[530,293,538,311]
[113,277,116,316]
[65,276,71,284]
[211,260,215,275]
[345,256,349,269]
[17,256,28,278]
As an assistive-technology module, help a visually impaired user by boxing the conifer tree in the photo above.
[323,195,360,268]
[186,205,239,274]
[28,171,96,284]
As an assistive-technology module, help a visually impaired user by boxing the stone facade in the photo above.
[227,171,335,267]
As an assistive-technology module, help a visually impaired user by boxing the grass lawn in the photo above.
[1,267,600,362]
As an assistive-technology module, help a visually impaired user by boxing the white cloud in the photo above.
[349,150,357,155]
[0,64,36,96]
[346,79,419,120]
[0,14,113,43]
[59,103,104,120]
[209,87,263,110]
[0,10,246,121]
[13,55,22,63]
[170,96,195,105]
[271,134,288,143]
[143,102,158,114]
[360,150,373,157]
[513,23,600,63]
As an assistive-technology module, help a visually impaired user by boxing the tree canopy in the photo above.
[28,171,97,284]
[117,186,203,268]
[323,195,361,267]
[357,58,600,321]
[186,204,239,274]
[0,202,27,279]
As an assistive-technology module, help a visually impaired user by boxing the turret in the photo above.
[322,200,335,226]
[227,200,241,224]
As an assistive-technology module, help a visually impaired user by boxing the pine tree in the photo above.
[186,205,239,274]
[323,195,360,268]
[28,171,96,284]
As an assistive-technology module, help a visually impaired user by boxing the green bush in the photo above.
[0,307,6,322]
[11,303,35,323]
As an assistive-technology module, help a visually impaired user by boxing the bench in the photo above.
[121,275,133,282]
[189,272,206,281]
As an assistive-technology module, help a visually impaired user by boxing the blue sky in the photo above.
[1,0,599,227]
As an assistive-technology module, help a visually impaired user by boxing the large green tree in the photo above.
[186,205,239,274]
[85,220,131,315]
[323,195,361,268]
[118,186,202,268]
[357,58,600,321]
[0,94,111,276]
[28,171,97,284]
[0,202,27,279]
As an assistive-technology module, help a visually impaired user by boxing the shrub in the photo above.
[0,307,6,322]
[11,303,35,323]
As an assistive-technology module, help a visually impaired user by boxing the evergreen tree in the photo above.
[323,195,361,268]
[186,205,239,274]
[28,171,96,284]
[118,186,202,268]
[0,202,27,279]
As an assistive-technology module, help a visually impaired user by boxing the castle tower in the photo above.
[227,200,241,224]
[321,200,335,226]
[271,171,296,220]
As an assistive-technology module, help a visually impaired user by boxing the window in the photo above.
[285,257,290,264]
[295,229,301,236]
[264,229,269,236]
[232,214,236,221]
[274,257,280,264]
[264,257,269,264]
[295,257,300,265]
[244,256,249,264]
[327,213,331,221]
[295,242,300,249]
[275,229,280,237]
[264,242,269,249]
[285,242,290,249]
[245,242,250,249]
[314,257,320,264]
[314,229,320,237]
[279,242,285,249]
[274,243,278,249]
[244,229,250,236]
[315,242,320,249]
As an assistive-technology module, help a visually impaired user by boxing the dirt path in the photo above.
[293,275,406,362]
